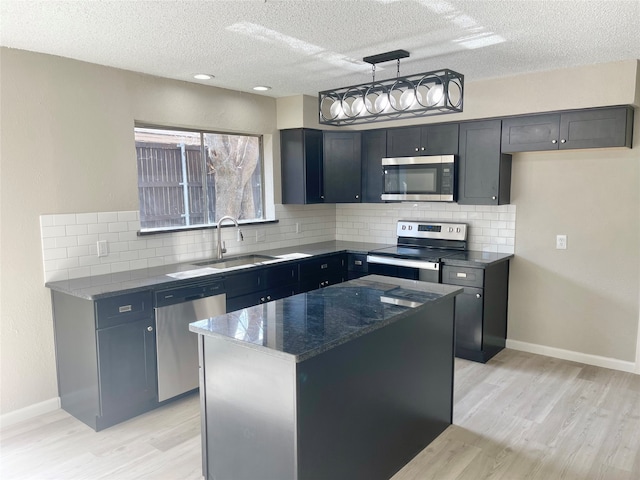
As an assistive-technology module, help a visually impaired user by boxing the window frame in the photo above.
[134,123,266,234]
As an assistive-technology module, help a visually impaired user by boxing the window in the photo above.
[134,126,263,232]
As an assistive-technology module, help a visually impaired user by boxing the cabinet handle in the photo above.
[415,147,419,152]
[118,305,132,313]
[551,139,558,144]
[476,293,482,299]
[321,263,328,269]
[261,297,266,302]
[267,295,271,301]
[355,195,359,199]
[147,326,154,332]
[320,195,325,199]
[354,260,363,266]
[560,139,567,144]
[492,196,497,200]
[420,147,425,151]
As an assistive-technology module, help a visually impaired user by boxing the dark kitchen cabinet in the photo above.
[361,129,386,203]
[442,260,510,363]
[386,123,459,157]
[299,253,346,292]
[323,131,362,203]
[96,318,157,424]
[281,128,324,204]
[501,106,634,152]
[346,253,368,280]
[51,290,157,431]
[225,262,299,312]
[458,120,512,205]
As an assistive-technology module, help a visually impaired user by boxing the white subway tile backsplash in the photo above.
[76,212,98,224]
[42,226,66,238]
[97,212,118,223]
[54,214,77,226]
[66,224,88,236]
[40,203,513,283]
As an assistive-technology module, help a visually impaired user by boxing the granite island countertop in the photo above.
[189,274,462,362]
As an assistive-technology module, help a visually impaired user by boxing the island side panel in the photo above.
[200,335,297,480]
[296,297,455,480]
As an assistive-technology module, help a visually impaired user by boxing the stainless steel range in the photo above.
[367,220,468,283]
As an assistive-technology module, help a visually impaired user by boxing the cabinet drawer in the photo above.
[300,254,345,278]
[442,266,484,288]
[347,253,368,273]
[96,291,153,329]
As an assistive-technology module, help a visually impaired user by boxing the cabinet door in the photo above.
[501,114,560,152]
[386,126,421,157]
[361,130,386,203]
[281,128,324,204]
[299,254,346,292]
[323,131,362,203]
[454,286,484,353]
[458,120,512,205]
[225,269,264,298]
[559,107,632,149]
[265,262,299,288]
[423,123,459,155]
[96,318,157,422]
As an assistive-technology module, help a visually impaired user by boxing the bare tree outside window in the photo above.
[134,127,263,232]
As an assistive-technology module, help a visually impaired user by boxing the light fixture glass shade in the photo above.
[318,68,463,126]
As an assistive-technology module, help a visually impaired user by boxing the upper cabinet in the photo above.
[323,131,362,203]
[361,129,386,203]
[387,123,459,157]
[501,106,634,152]
[458,120,512,205]
[281,128,324,204]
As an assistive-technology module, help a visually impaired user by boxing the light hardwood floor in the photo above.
[2,349,639,479]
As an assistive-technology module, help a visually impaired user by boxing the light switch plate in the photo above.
[556,234,567,250]
[97,240,108,257]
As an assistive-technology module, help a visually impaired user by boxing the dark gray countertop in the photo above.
[441,250,513,267]
[189,275,462,362]
[45,241,392,300]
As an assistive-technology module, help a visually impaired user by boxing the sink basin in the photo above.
[193,254,276,270]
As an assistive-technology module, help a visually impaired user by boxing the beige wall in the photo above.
[1,48,639,418]
[0,48,278,416]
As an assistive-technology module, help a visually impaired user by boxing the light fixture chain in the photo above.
[397,59,400,78]
[372,64,376,83]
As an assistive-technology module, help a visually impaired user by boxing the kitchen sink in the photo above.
[192,254,277,270]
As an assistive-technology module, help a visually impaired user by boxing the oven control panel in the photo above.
[396,221,467,241]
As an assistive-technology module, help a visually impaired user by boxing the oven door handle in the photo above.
[366,255,440,271]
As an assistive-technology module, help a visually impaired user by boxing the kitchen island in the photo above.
[189,275,462,480]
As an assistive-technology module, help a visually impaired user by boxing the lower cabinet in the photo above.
[442,261,510,363]
[347,253,368,280]
[299,254,347,292]
[225,262,299,313]
[96,319,157,424]
[51,290,157,431]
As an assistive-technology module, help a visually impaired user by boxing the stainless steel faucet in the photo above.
[216,216,242,259]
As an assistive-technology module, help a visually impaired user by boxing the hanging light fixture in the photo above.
[318,50,464,126]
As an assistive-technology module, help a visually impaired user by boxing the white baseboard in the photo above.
[0,397,61,429]
[506,339,637,374]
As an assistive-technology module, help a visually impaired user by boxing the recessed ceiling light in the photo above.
[253,86,272,91]
[194,74,214,80]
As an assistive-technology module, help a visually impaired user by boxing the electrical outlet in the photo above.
[97,240,109,257]
[556,234,567,250]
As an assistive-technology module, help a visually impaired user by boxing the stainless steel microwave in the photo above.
[381,155,457,202]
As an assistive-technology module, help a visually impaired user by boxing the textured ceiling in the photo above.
[1,0,639,98]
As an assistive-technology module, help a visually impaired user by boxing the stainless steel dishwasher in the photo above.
[154,279,225,402]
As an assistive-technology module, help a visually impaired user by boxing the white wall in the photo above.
[1,48,639,421]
